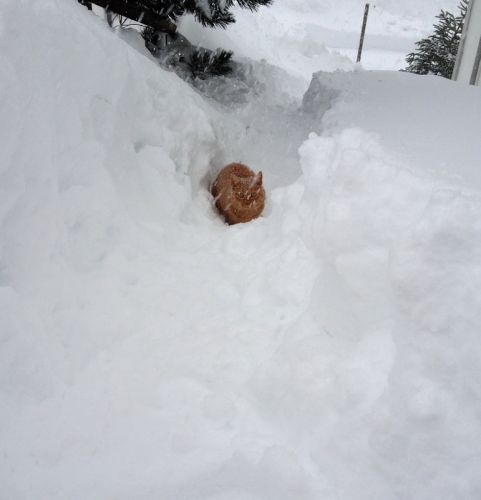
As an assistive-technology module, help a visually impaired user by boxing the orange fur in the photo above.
[211,163,265,225]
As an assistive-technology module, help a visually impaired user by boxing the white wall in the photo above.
[454,0,481,85]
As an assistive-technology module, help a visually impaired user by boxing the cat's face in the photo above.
[232,172,263,204]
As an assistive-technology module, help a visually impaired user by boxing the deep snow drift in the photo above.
[1,1,481,499]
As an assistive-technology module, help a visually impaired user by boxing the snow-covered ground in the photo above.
[182,0,462,75]
[1,0,481,499]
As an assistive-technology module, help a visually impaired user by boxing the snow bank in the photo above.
[304,70,481,190]
[263,127,481,499]
[2,0,481,499]
[0,0,223,293]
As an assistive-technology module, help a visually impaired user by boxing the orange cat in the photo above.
[211,163,265,225]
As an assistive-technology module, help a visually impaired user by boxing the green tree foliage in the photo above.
[80,1,272,79]
[138,0,272,28]
[141,0,272,78]
[143,28,234,79]
[405,0,469,78]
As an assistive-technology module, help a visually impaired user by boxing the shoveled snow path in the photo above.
[2,1,481,500]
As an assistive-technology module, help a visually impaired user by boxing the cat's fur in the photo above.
[211,163,265,225]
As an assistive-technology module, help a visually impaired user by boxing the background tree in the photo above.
[405,0,469,78]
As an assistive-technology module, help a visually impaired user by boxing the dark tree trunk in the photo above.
[106,9,116,27]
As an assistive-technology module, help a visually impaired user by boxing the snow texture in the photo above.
[1,0,481,499]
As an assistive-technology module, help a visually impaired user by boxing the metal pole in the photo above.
[357,3,370,63]
[469,35,481,85]
[452,0,475,80]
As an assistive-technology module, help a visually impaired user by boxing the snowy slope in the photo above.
[1,1,481,499]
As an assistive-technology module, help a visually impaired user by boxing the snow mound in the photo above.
[263,127,481,499]
[1,1,481,499]
[304,70,481,189]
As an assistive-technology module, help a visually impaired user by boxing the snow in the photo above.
[1,0,481,499]
[181,0,462,76]
[303,70,481,188]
